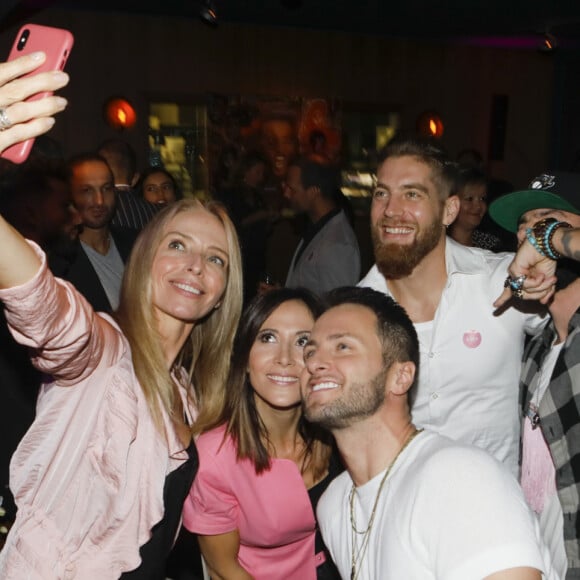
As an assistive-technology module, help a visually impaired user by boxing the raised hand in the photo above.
[0,51,68,154]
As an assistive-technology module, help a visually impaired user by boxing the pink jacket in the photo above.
[0,244,195,579]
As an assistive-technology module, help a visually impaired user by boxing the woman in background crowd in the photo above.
[138,166,181,206]
[449,166,502,251]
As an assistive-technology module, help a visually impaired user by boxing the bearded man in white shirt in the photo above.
[358,137,546,476]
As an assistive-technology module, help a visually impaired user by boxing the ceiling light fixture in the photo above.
[416,110,444,139]
[103,97,137,130]
[200,0,218,26]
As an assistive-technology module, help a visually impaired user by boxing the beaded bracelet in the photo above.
[545,220,572,259]
[525,227,546,257]
[525,217,552,256]
[526,217,572,260]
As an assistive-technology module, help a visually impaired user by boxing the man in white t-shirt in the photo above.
[358,137,545,475]
[301,286,556,580]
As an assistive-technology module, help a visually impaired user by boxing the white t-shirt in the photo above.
[318,431,557,580]
[81,238,124,310]
[359,238,544,475]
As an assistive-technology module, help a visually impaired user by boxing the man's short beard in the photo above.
[372,217,444,280]
[83,214,113,230]
[304,368,387,430]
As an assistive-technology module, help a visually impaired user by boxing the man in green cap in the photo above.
[490,171,580,579]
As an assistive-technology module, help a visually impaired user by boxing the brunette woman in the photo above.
[184,288,341,580]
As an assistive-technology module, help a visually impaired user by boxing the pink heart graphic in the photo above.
[463,330,482,348]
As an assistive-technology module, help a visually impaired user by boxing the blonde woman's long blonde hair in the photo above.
[115,199,243,433]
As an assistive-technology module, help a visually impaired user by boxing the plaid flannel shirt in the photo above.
[520,307,580,579]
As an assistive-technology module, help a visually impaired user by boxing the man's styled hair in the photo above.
[290,158,339,201]
[97,139,137,184]
[67,152,113,180]
[325,286,419,371]
[378,136,459,200]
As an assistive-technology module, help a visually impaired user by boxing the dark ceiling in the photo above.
[4,0,580,47]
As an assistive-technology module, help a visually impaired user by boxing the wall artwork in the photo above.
[207,94,342,204]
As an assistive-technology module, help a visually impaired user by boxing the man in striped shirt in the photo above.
[98,138,158,230]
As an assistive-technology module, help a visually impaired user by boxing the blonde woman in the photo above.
[0,56,243,578]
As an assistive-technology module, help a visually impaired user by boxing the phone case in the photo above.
[2,24,74,164]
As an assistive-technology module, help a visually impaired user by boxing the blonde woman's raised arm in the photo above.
[0,214,41,288]
[0,51,68,153]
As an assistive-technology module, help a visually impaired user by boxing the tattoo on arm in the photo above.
[560,229,580,261]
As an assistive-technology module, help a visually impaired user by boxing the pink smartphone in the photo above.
[1,24,74,164]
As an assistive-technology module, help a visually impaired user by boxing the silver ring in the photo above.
[504,274,526,298]
[0,108,12,131]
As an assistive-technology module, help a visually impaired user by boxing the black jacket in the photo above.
[50,226,138,313]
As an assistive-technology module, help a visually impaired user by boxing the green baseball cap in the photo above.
[489,171,580,233]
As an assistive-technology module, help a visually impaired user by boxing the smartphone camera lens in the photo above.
[17,29,30,51]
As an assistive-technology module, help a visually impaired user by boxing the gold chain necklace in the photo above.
[349,428,423,580]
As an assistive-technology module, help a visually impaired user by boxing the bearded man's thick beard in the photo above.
[372,219,444,280]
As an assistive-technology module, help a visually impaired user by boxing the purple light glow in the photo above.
[456,36,545,49]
